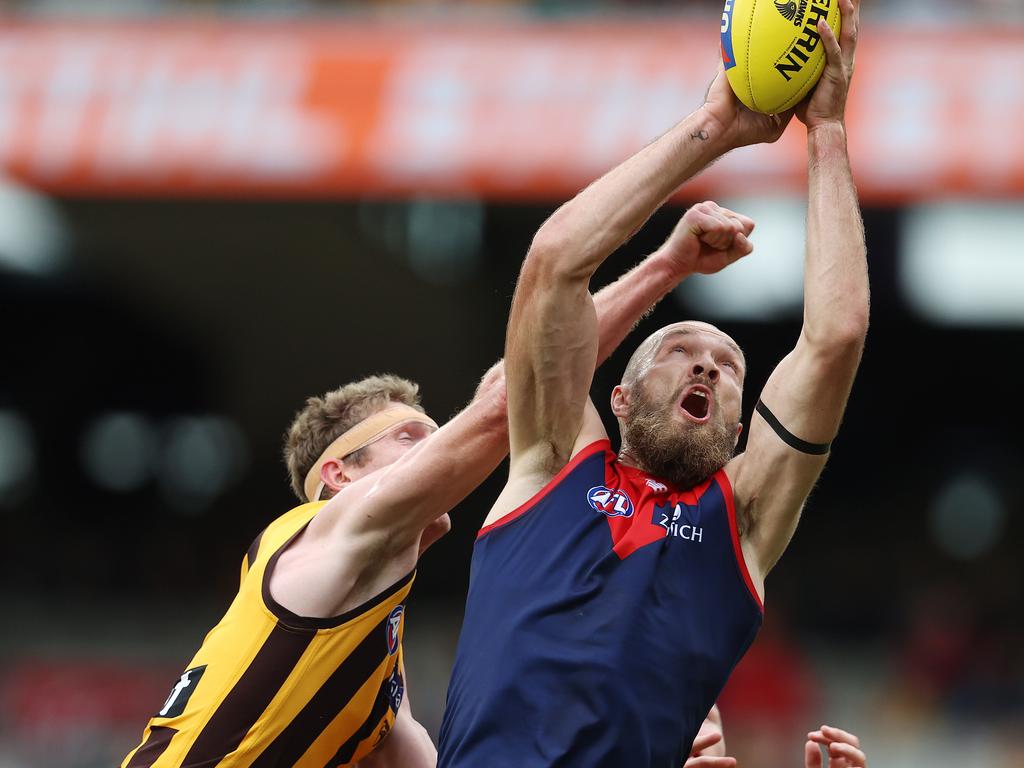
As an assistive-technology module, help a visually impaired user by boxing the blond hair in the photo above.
[284,374,423,501]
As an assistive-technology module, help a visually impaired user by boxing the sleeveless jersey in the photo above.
[438,440,763,768]
[122,502,414,768]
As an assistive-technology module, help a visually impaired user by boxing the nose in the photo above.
[691,355,719,384]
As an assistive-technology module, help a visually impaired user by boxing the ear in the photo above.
[320,458,351,495]
[610,385,631,419]
[732,421,744,449]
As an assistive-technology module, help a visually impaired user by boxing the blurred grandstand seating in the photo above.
[0,1,1021,767]
[3,0,1024,17]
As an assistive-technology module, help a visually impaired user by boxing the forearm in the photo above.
[803,123,869,348]
[530,110,730,281]
[592,250,688,366]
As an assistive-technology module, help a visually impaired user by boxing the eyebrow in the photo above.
[660,329,745,365]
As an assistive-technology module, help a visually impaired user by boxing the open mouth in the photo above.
[679,386,713,423]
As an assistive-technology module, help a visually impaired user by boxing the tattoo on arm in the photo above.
[690,129,710,141]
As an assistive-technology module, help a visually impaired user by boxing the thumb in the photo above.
[805,740,824,768]
[689,730,723,755]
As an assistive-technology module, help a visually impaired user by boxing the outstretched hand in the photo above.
[658,201,756,278]
[805,725,867,768]
[797,0,860,130]
[702,64,794,149]
[683,729,736,768]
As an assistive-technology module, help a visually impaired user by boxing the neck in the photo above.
[616,444,650,474]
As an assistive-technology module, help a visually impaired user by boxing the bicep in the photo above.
[734,334,862,572]
[506,257,600,474]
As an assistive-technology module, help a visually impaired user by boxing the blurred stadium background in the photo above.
[1,1,1023,766]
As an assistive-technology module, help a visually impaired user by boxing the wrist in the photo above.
[649,245,694,282]
[807,120,846,144]
[685,108,736,157]
[807,121,847,161]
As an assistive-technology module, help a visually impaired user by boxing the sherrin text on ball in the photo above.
[721,0,841,114]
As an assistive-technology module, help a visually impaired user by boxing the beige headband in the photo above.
[303,404,438,502]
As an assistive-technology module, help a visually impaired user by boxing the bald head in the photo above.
[621,321,745,388]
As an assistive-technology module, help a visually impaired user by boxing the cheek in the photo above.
[643,371,678,403]
[372,443,407,469]
[720,389,743,423]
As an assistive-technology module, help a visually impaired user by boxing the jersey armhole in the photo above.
[716,469,765,614]
[261,523,416,630]
[477,439,611,540]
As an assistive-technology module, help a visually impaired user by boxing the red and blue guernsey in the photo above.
[437,440,764,768]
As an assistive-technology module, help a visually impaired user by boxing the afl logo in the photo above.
[721,0,733,33]
[720,0,737,69]
[587,486,635,518]
[386,605,403,655]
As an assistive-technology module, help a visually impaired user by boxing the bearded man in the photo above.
[437,2,866,766]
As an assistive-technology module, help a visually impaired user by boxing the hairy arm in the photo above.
[279,66,797,578]
[299,219,743,577]
[506,111,752,485]
[730,0,868,581]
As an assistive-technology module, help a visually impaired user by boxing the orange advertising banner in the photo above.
[0,20,1022,200]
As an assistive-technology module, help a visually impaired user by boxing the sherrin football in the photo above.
[721,0,841,114]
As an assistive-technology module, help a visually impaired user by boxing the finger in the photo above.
[695,200,725,218]
[693,210,740,249]
[839,0,859,74]
[708,227,741,251]
[685,208,721,237]
[829,741,867,766]
[689,731,723,754]
[821,725,861,747]
[732,232,753,255]
[817,18,843,72]
[840,0,860,57]
[705,205,747,237]
[683,757,737,768]
[722,210,756,236]
[804,740,823,768]
[712,238,753,270]
[705,63,726,101]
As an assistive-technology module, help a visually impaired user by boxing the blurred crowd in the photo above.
[1,0,1022,19]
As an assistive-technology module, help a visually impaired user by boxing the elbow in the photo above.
[804,310,868,361]
[523,232,566,281]
[809,289,869,346]
[523,222,589,285]
[834,310,870,350]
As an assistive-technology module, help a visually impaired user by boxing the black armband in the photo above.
[754,400,832,456]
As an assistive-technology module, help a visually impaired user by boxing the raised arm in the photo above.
[505,87,793,484]
[288,217,765,605]
[730,0,868,580]
[326,208,763,552]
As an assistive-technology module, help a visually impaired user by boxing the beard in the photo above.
[622,383,738,490]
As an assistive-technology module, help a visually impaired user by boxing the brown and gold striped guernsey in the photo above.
[122,502,414,768]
